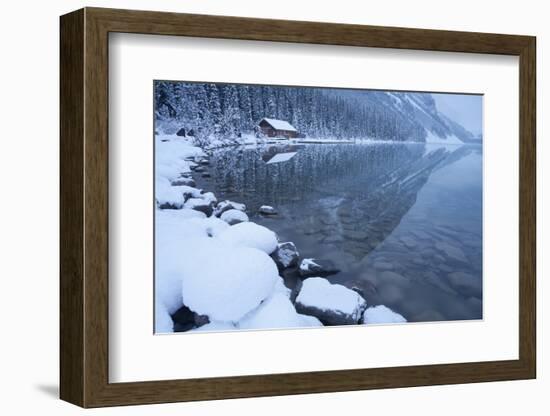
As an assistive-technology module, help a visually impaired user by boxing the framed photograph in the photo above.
[60,7,536,408]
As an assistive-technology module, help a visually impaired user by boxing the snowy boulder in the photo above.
[187,216,229,238]
[156,177,184,209]
[214,200,246,217]
[180,240,279,322]
[170,177,196,187]
[202,172,212,178]
[298,314,323,327]
[271,242,300,270]
[259,205,277,215]
[363,305,406,325]
[184,198,214,217]
[193,166,206,173]
[220,209,249,225]
[170,185,202,201]
[238,293,319,330]
[218,222,278,254]
[299,258,340,278]
[198,158,210,165]
[295,277,367,325]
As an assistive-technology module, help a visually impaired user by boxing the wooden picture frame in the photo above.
[60,7,536,408]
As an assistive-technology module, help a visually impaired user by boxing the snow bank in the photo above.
[155,136,204,181]
[179,239,279,322]
[296,277,367,325]
[363,305,407,324]
[218,222,278,254]
[220,209,249,225]
[238,293,316,330]
[156,177,185,208]
[155,300,174,333]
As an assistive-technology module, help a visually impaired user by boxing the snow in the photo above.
[184,197,212,210]
[170,185,202,199]
[188,216,229,237]
[238,292,317,330]
[425,130,463,145]
[299,258,320,274]
[155,177,185,208]
[179,239,279,322]
[155,299,174,333]
[298,314,323,327]
[220,209,249,225]
[265,152,297,164]
[296,277,366,320]
[274,277,292,298]
[262,117,297,132]
[218,222,278,254]
[190,321,237,333]
[363,305,407,324]
[155,136,204,181]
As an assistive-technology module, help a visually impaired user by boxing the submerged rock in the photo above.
[447,271,481,297]
[220,209,249,225]
[299,258,340,278]
[295,277,367,325]
[271,242,300,270]
[259,205,278,215]
[435,241,468,263]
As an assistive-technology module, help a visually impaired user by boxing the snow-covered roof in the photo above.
[261,118,297,132]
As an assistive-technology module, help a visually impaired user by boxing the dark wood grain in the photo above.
[60,7,537,408]
[59,8,85,407]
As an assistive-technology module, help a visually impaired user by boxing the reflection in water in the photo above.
[196,142,483,323]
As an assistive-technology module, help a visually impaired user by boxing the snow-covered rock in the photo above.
[298,314,323,327]
[238,292,319,330]
[213,200,246,217]
[200,191,217,205]
[170,177,196,187]
[363,305,407,324]
[179,239,279,322]
[218,222,278,254]
[170,185,202,201]
[259,205,278,215]
[220,209,249,225]
[271,242,300,270]
[299,258,340,277]
[187,216,229,237]
[274,277,292,298]
[184,197,214,216]
[190,321,237,333]
[295,277,367,325]
[156,177,185,209]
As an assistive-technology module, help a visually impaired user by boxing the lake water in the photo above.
[195,141,483,323]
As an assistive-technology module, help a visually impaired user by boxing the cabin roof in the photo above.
[261,118,297,132]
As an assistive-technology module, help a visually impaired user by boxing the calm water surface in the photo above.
[196,142,483,322]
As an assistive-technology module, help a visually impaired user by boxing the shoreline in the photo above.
[155,133,410,334]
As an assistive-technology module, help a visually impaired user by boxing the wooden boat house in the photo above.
[259,118,298,139]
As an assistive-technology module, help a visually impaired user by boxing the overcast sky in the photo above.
[432,93,483,136]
